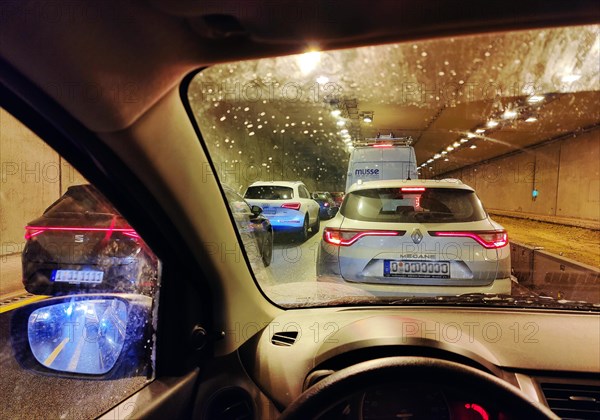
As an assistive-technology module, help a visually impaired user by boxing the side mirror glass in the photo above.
[12,294,153,378]
[251,205,263,216]
[28,299,128,374]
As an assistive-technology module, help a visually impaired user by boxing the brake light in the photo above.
[323,227,403,246]
[281,202,301,211]
[401,187,425,192]
[429,230,508,249]
[24,226,140,240]
[372,143,393,148]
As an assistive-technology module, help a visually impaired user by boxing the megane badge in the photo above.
[411,228,423,244]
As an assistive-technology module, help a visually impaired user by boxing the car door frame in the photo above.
[0,58,213,418]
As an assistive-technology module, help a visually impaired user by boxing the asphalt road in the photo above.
[268,226,323,284]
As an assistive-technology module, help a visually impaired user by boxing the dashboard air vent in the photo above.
[540,382,600,420]
[271,331,299,346]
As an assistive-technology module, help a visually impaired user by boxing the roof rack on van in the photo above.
[354,133,413,147]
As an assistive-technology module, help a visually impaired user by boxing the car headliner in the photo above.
[1,0,598,132]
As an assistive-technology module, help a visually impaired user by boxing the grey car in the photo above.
[317,179,511,296]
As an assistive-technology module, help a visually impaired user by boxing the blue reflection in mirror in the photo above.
[28,299,128,375]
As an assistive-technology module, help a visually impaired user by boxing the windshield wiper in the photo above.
[386,292,600,311]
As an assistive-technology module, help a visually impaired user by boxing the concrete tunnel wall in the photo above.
[439,128,600,222]
[1,109,87,258]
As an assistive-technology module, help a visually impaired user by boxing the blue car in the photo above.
[312,191,339,220]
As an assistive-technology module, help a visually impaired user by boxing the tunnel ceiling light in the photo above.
[527,95,545,103]
[446,146,454,151]
[475,128,486,133]
[340,129,348,134]
[316,75,329,84]
[331,109,342,117]
[337,120,346,126]
[561,74,581,83]
[467,133,476,138]
[444,158,449,161]
[441,151,448,155]
[460,138,469,143]
[434,153,441,159]
[470,145,477,149]
[427,159,434,163]
[486,120,499,128]
[297,50,321,74]
[525,116,538,123]
[453,141,461,147]
[502,109,518,119]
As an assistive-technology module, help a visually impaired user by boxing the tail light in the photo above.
[323,227,403,246]
[401,187,425,192]
[429,230,508,249]
[281,202,301,211]
[25,226,140,240]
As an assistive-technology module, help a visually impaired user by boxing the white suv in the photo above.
[317,179,512,296]
[244,181,321,241]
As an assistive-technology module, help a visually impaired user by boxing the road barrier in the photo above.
[510,242,600,303]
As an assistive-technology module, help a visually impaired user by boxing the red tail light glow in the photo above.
[372,143,393,148]
[429,230,508,249]
[323,227,403,246]
[25,226,140,240]
[281,202,301,211]
[401,187,425,192]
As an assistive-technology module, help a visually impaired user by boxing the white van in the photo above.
[345,134,418,191]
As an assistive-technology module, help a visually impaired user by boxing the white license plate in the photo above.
[384,260,450,278]
[52,269,104,284]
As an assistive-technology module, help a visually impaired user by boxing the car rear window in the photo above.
[245,186,294,200]
[43,186,115,216]
[341,187,487,223]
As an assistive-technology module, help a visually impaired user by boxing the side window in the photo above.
[0,108,160,418]
[298,186,309,199]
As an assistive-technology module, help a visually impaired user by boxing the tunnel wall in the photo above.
[1,109,87,257]
[440,128,600,222]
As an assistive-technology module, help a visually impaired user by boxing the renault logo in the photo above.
[411,228,423,244]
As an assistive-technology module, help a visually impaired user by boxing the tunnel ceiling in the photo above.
[190,24,599,182]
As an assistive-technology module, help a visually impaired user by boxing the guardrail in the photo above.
[510,242,600,303]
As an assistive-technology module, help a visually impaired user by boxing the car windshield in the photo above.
[342,187,487,223]
[187,24,600,310]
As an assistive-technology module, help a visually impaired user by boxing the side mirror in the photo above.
[250,205,263,217]
[11,294,154,378]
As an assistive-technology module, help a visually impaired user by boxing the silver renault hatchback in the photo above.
[317,179,511,296]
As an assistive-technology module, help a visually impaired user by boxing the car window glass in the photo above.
[342,188,485,222]
[0,108,160,419]
[298,186,309,198]
[187,24,599,310]
[245,185,294,199]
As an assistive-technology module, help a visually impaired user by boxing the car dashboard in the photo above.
[194,307,600,419]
